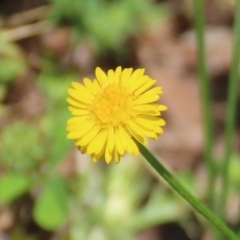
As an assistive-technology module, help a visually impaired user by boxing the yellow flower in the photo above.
[66,66,167,163]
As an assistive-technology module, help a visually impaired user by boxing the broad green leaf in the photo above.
[33,176,68,230]
[0,173,31,203]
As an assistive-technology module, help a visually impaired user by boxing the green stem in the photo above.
[137,142,238,240]
[193,0,215,208]
[219,0,240,222]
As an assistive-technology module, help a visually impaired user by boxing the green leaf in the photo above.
[0,173,31,203]
[33,176,68,230]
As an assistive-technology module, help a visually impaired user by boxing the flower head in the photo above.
[67,67,167,163]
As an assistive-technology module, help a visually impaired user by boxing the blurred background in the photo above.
[0,0,240,239]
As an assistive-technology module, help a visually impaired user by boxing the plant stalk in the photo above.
[138,142,238,240]
[193,0,215,209]
[219,0,240,222]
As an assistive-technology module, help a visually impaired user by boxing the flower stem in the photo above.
[219,0,240,222]
[137,142,238,240]
[193,0,215,209]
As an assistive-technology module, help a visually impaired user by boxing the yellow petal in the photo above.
[127,137,139,156]
[92,154,98,162]
[96,140,107,162]
[115,129,125,155]
[68,88,92,103]
[141,86,163,97]
[95,67,108,86]
[68,107,89,116]
[113,66,122,84]
[131,120,158,139]
[67,97,87,108]
[118,126,128,151]
[158,105,167,111]
[134,79,156,95]
[120,68,133,86]
[132,104,160,115]
[86,133,102,154]
[120,128,136,153]
[75,125,100,146]
[107,69,115,84]
[83,78,100,95]
[93,129,108,156]
[106,127,115,153]
[137,115,165,127]
[67,121,94,136]
[127,68,145,86]
[113,148,121,163]
[105,127,115,163]
[72,82,94,99]
[126,120,147,145]
[128,75,149,92]
[79,145,87,154]
[139,115,162,124]
[67,121,87,131]
[134,94,159,105]
[93,79,102,91]
[154,127,163,134]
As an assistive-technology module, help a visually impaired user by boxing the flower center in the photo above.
[90,84,135,127]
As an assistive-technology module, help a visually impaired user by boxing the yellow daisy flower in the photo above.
[66,66,167,163]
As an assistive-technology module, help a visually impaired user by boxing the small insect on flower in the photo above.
[66,66,167,163]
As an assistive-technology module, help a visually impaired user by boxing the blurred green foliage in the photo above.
[0,38,26,83]
[37,71,74,166]
[0,122,45,171]
[0,70,74,232]
[0,37,26,103]
[48,0,166,52]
